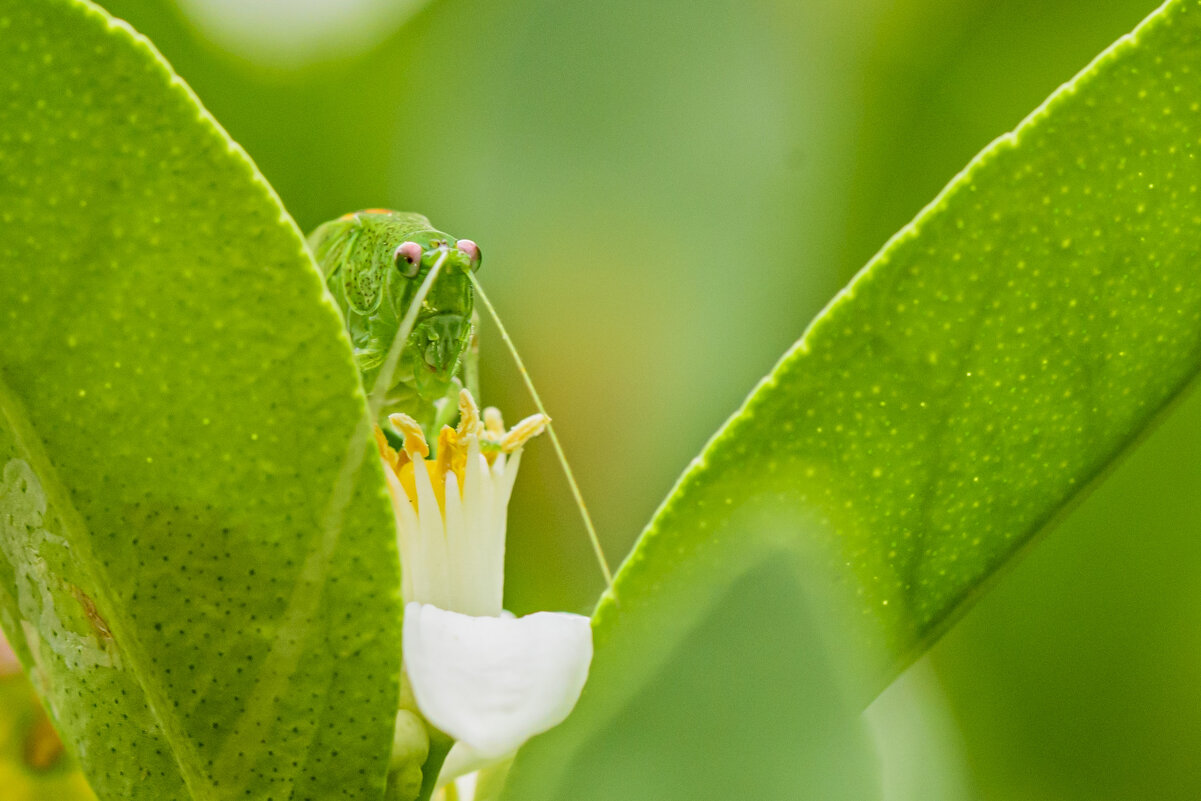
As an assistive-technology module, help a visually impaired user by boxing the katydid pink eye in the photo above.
[394,241,423,277]
[457,239,482,272]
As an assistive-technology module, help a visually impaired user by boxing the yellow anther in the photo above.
[457,388,483,437]
[388,413,430,459]
[382,394,546,509]
[395,461,418,507]
[373,425,401,472]
[501,413,549,453]
[434,425,469,501]
[483,407,505,437]
[435,425,458,473]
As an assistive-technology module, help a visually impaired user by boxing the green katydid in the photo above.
[307,209,614,585]
[307,209,481,433]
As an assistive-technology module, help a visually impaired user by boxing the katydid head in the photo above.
[307,209,485,417]
[386,235,473,395]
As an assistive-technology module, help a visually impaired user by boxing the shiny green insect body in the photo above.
[307,209,480,428]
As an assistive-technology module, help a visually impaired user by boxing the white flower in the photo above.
[376,391,593,787]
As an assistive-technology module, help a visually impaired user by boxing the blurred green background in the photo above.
[14,0,1201,797]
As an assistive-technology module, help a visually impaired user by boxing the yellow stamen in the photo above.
[396,461,419,508]
[483,407,505,437]
[374,425,404,473]
[379,390,548,512]
[457,388,483,437]
[501,414,550,453]
[434,426,469,501]
[388,413,430,459]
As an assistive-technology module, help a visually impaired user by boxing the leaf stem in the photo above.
[414,736,452,801]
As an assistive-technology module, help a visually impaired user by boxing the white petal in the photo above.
[381,466,419,605]
[403,603,593,759]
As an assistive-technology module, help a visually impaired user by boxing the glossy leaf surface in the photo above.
[0,2,401,799]
[503,1,1201,797]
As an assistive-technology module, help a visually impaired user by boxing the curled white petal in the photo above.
[403,602,593,758]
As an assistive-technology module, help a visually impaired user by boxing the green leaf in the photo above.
[503,0,1201,796]
[0,2,401,800]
